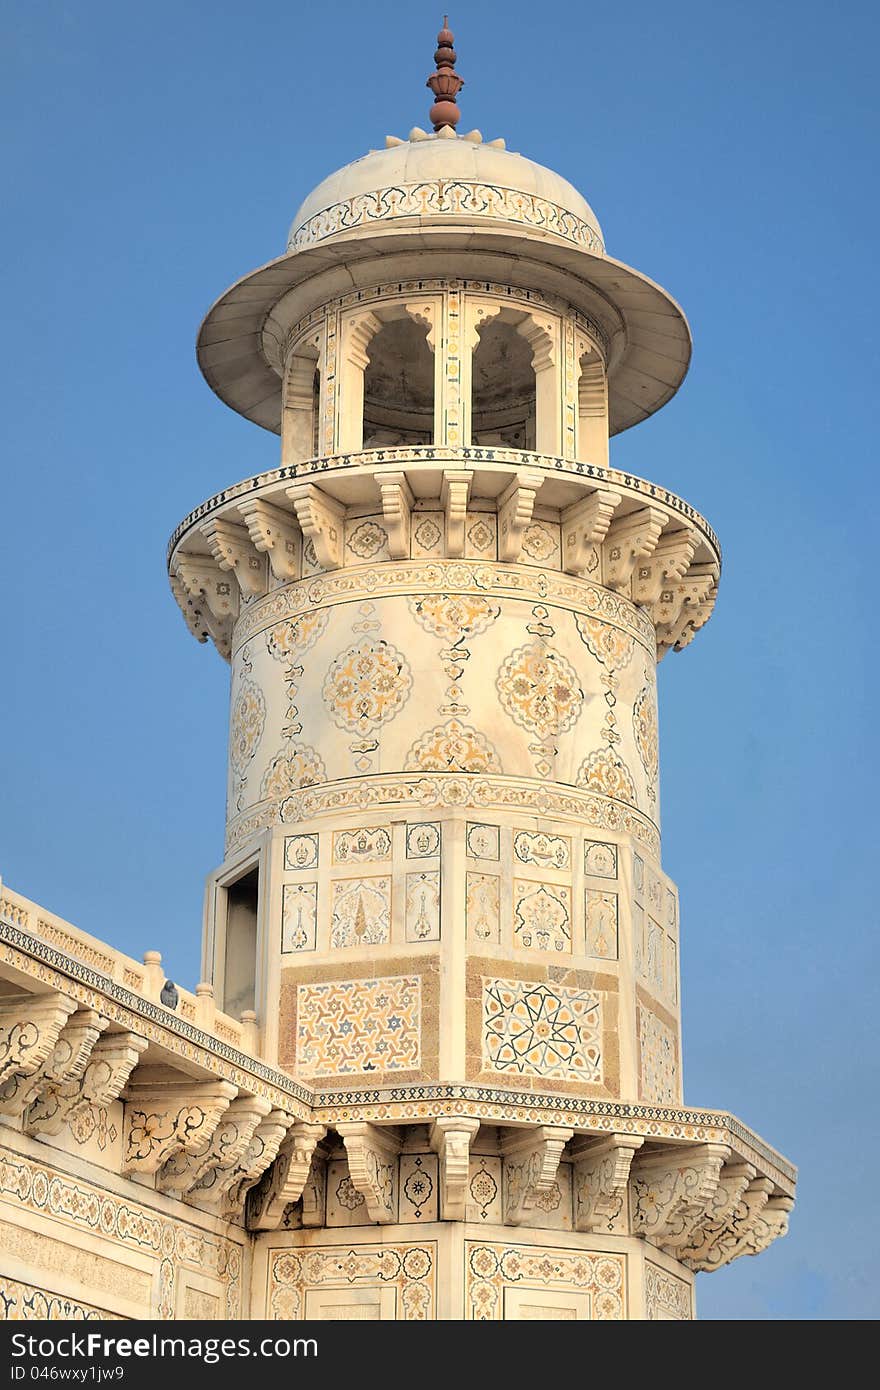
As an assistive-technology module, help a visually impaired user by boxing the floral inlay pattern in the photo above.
[229,681,265,775]
[408,594,500,644]
[574,616,635,674]
[266,609,329,662]
[405,720,502,774]
[496,642,583,739]
[322,639,412,732]
[633,680,659,799]
[576,748,637,805]
[260,744,326,799]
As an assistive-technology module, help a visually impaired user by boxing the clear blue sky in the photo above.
[2,1,877,1320]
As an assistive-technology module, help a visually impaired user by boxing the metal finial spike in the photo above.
[426,16,464,133]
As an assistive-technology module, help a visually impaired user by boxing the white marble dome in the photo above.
[287,133,605,255]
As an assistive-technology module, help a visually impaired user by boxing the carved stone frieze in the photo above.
[121,1080,238,1175]
[429,1116,481,1220]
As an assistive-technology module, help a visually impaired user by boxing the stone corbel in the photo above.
[741,1195,794,1257]
[194,1109,294,1216]
[247,1121,328,1230]
[236,499,301,581]
[336,1122,402,1224]
[651,561,717,634]
[169,575,211,646]
[501,1125,574,1226]
[674,1164,759,1270]
[632,527,699,607]
[0,1009,108,1119]
[201,517,267,598]
[561,489,621,576]
[157,1095,273,1196]
[630,1143,730,1248]
[571,1134,645,1233]
[378,472,415,559]
[121,1080,237,1175]
[497,469,544,562]
[429,1117,481,1220]
[287,484,345,571]
[602,506,667,591]
[25,1030,149,1136]
[0,993,79,1089]
[441,470,473,558]
[174,554,240,624]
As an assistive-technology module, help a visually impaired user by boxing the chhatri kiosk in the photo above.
[0,23,794,1320]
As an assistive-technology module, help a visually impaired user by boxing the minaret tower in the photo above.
[168,23,795,1319]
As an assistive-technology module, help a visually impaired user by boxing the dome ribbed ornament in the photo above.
[426,16,464,131]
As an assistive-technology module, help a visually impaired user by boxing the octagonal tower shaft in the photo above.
[167,80,793,1321]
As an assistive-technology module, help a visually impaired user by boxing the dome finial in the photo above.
[426,16,464,132]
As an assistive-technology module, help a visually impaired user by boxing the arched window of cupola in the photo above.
[468,306,560,455]
[577,342,609,468]
[338,303,438,454]
[282,334,321,466]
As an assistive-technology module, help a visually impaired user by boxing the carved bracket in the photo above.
[502,1125,574,1226]
[378,472,415,559]
[651,560,718,636]
[677,1176,782,1270]
[26,1031,149,1137]
[336,1122,402,1224]
[157,1095,273,1195]
[174,554,240,625]
[441,469,473,558]
[630,1143,730,1247]
[561,489,621,576]
[429,1116,481,1220]
[571,1134,645,1233]
[202,1109,294,1217]
[498,469,544,562]
[0,1009,108,1119]
[201,517,267,598]
[247,1121,328,1230]
[603,506,667,591]
[287,484,345,570]
[122,1080,237,1175]
[169,574,212,647]
[0,993,79,1090]
[237,498,301,581]
[632,527,698,607]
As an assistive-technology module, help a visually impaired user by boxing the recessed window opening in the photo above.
[363,318,434,447]
[222,865,259,1018]
[471,318,536,449]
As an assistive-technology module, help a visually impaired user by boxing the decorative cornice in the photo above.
[0,917,796,1192]
[168,447,718,563]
